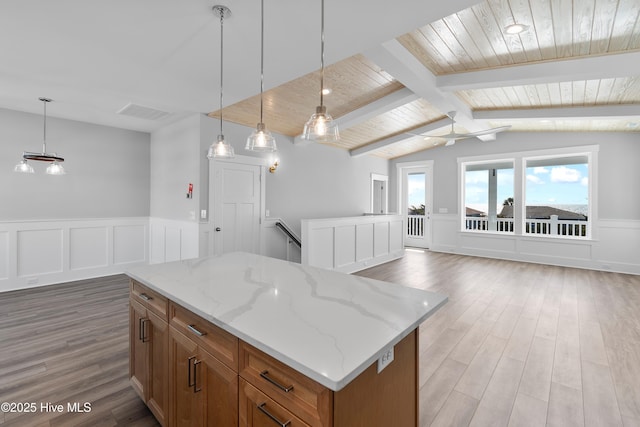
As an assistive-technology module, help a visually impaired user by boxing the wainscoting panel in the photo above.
[113,224,146,265]
[148,217,200,264]
[69,227,109,270]
[0,218,149,292]
[335,225,356,269]
[17,229,64,277]
[302,215,404,273]
[0,232,8,280]
[430,214,640,275]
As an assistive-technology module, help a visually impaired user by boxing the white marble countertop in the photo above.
[126,252,447,391]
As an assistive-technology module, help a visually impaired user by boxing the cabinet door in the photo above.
[199,347,238,426]
[239,379,309,427]
[169,327,204,426]
[130,299,149,401]
[147,310,169,426]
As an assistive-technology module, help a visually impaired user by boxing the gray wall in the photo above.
[389,131,640,221]
[195,116,389,235]
[0,107,150,220]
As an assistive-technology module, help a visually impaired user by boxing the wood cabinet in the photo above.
[129,281,169,426]
[168,302,239,426]
[131,281,418,427]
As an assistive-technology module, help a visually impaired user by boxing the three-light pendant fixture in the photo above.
[208,0,339,160]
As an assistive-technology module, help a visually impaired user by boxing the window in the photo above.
[460,146,596,239]
[524,155,589,237]
[463,160,514,233]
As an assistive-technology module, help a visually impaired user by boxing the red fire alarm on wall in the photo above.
[187,183,193,199]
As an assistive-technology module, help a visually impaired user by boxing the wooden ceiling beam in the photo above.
[474,104,640,120]
[350,117,451,157]
[363,39,495,141]
[437,51,640,92]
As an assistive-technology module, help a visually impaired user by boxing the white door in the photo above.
[211,159,263,255]
[398,163,433,248]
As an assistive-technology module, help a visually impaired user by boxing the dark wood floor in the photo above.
[1,251,639,426]
[0,274,159,427]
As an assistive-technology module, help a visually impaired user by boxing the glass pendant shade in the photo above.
[302,106,339,142]
[246,123,277,152]
[46,161,66,175]
[207,135,235,159]
[14,159,35,174]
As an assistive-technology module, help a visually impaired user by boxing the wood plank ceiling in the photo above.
[213,0,640,159]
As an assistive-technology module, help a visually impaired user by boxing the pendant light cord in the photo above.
[259,0,265,124]
[320,0,325,108]
[42,99,48,153]
[219,8,225,136]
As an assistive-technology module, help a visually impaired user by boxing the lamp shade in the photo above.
[14,159,35,174]
[46,161,66,175]
[245,123,277,152]
[302,106,339,142]
[207,135,235,159]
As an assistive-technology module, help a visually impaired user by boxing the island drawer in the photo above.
[240,379,310,427]
[130,280,168,320]
[169,301,239,371]
[239,341,332,427]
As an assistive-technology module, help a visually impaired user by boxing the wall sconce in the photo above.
[269,158,279,173]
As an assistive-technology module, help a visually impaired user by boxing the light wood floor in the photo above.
[1,251,639,426]
[357,250,640,427]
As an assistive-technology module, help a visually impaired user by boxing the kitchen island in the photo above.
[127,252,447,426]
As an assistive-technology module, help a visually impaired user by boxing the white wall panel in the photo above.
[0,232,8,279]
[356,223,374,262]
[374,222,390,257]
[308,228,335,270]
[113,225,146,265]
[302,215,404,273]
[17,229,63,277]
[335,226,356,268]
[69,227,108,270]
[165,228,182,262]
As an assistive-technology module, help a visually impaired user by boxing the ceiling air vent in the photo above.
[116,103,170,120]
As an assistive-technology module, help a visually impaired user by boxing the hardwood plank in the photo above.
[430,390,478,427]
[454,335,508,400]
[419,358,468,426]
[508,392,548,427]
[582,360,624,427]
[518,336,556,402]
[547,381,585,427]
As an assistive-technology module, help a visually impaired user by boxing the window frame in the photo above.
[458,145,599,240]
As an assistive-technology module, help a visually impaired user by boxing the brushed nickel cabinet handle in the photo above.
[188,356,196,388]
[260,370,294,393]
[187,324,207,336]
[139,318,149,342]
[193,359,202,393]
[139,293,152,301]
[257,403,291,426]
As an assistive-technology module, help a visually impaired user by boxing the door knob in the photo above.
[215,227,221,232]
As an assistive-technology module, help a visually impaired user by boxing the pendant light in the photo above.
[245,0,277,152]
[207,5,235,159]
[301,0,339,142]
[14,97,66,175]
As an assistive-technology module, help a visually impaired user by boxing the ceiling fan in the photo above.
[414,111,511,146]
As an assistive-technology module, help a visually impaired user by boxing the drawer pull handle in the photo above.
[193,359,202,393]
[139,293,152,301]
[188,356,196,387]
[260,370,294,393]
[187,324,207,336]
[257,403,291,426]
[139,318,149,342]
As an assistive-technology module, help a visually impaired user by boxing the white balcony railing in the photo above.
[407,215,425,238]
[464,215,587,237]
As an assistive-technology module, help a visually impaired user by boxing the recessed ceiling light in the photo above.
[504,23,529,35]
[321,88,332,95]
